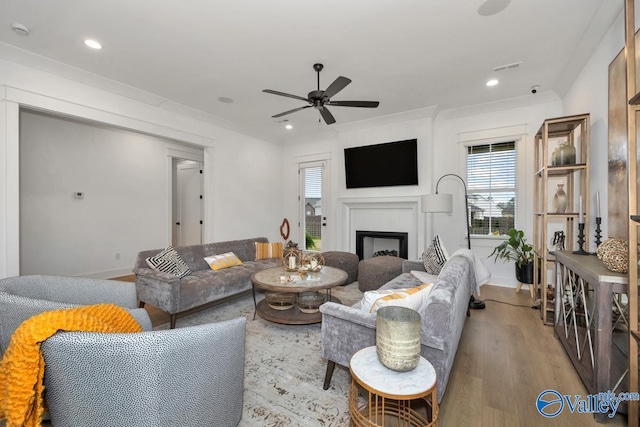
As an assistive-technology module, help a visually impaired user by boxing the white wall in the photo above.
[0,58,283,278]
[208,133,283,243]
[562,9,625,249]
[432,99,562,287]
[282,100,571,287]
[425,9,625,288]
[280,113,434,258]
[19,110,202,277]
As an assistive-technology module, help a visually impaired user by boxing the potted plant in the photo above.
[489,228,535,284]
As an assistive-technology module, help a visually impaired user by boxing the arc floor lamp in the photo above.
[422,173,485,310]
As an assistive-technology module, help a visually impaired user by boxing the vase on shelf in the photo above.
[553,184,567,213]
[551,147,559,166]
[557,142,576,165]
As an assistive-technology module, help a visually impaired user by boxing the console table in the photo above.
[554,251,629,422]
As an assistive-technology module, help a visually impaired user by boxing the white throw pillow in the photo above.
[204,252,243,270]
[146,246,191,278]
[422,235,449,274]
[360,284,433,313]
[410,270,439,283]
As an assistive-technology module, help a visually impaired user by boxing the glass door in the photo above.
[299,160,329,251]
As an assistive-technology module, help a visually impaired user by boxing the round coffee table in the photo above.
[251,266,348,325]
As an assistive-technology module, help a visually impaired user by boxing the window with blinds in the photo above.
[466,141,516,236]
[300,164,324,250]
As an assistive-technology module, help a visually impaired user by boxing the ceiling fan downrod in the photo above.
[313,63,323,91]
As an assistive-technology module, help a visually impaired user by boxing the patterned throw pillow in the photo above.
[204,252,243,271]
[422,235,449,274]
[146,247,191,278]
[255,242,284,260]
[360,284,433,313]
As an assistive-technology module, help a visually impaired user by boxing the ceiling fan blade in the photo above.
[263,89,310,103]
[319,107,336,125]
[272,105,311,118]
[323,76,352,99]
[327,100,380,108]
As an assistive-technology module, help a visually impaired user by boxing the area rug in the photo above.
[154,283,363,427]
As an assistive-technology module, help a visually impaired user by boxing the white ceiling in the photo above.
[0,0,623,143]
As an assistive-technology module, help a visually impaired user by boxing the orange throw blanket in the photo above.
[0,303,143,427]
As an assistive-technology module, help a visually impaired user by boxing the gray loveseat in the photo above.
[320,254,476,403]
[133,237,281,328]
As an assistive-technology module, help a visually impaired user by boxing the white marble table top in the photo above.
[350,346,436,397]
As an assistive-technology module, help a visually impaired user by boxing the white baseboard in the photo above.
[482,274,518,288]
[80,268,133,279]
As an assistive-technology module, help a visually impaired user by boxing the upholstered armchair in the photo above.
[0,275,246,427]
[0,275,152,354]
[41,318,246,427]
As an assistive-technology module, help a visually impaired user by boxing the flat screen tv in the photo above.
[344,139,418,189]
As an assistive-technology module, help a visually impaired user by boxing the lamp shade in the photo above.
[422,193,453,213]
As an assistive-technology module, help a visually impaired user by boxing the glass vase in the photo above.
[553,184,567,213]
[558,142,576,165]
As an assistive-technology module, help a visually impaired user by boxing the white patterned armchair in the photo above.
[0,275,152,354]
[0,275,246,426]
[42,318,246,427]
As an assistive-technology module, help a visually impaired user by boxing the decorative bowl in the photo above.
[297,291,326,314]
[297,267,310,280]
[264,291,296,311]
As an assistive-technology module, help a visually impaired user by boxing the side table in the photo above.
[349,346,438,426]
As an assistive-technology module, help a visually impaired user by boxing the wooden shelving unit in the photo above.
[625,0,640,424]
[533,114,590,325]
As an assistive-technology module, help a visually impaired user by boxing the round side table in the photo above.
[349,346,438,427]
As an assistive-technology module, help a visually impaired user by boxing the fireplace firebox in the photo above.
[355,230,409,260]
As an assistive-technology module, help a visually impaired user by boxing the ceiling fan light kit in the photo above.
[263,63,379,125]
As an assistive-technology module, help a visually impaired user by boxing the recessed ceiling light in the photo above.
[285,124,293,130]
[11,22,31,36]
[486,79,499,87]
[84,39,102,50]
[218,97,234,104]
[478,0,511,16]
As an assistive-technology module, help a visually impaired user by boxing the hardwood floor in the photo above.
[112,274,628,425]
[439,284,627,426]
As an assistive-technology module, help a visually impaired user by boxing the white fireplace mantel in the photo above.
[337,196,425,260]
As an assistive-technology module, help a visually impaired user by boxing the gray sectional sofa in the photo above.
[320,254,476,403]
[133,237,281,328]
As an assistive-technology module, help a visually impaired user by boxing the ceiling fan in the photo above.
[263,63,379,125]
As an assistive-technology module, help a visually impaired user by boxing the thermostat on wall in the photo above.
[73,192,84,200]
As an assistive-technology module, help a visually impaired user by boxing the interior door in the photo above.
[299,160,330,251]
[176,161,203,246]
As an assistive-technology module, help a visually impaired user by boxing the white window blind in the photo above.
[304,166,322,198]
[466,141,516,235]
[300,163,324,250]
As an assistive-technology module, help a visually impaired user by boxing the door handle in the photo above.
[322,223,327,226]
[175,222,180,225]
